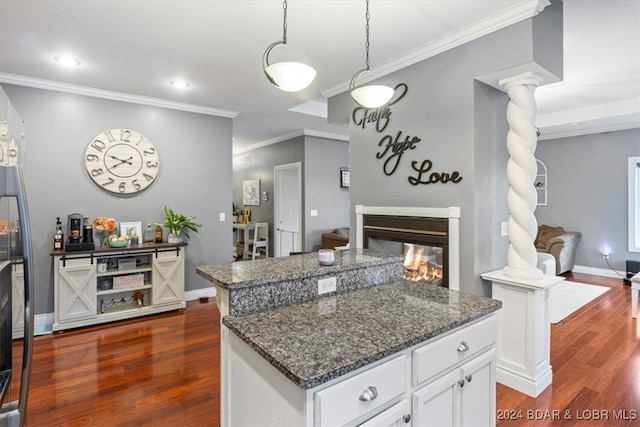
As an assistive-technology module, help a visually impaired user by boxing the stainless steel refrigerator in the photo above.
[0,86,35,427]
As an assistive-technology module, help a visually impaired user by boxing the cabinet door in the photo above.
[12,263,24,338]
[58,258,97,322]
[358,400,411,427]
[412,369,459,427]
[459,349,496,427]
[152,249,184,306]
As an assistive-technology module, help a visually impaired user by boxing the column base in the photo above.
[497,363,553,398]
[481,268,564,398]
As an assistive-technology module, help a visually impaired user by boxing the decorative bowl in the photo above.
[108,239,130,248]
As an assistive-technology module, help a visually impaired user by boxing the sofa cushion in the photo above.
[332,228,350,237]
[535,225,565,251]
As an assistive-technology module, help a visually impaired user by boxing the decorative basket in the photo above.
[113,273,144,289]
[108,239,129,248]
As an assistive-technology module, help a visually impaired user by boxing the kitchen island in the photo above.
[196,250,501,426]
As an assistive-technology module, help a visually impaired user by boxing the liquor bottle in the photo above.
[154,225,163,243]
[144,224,154,243]
[53,217,64,250]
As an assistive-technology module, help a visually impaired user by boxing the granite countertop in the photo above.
[196,249,403,290]
[222,280,502,389]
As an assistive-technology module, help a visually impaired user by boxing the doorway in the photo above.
[274,162,302,257]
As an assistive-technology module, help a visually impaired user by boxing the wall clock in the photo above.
[84,128,160,195]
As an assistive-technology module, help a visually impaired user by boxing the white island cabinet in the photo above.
[227,314,497,427]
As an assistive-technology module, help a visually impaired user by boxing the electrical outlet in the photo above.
[500,221,508,237]
[602,252,610,259]
[318,277,337,295]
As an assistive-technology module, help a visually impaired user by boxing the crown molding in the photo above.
[321,0,551,98]
[537,121,640,141]
[0,73,238,118]
[233,129,349,155]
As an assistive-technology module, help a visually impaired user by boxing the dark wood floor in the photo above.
[9,299,220,426]
[7,273,638,426]
[497,272,639,427]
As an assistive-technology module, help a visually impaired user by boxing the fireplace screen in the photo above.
[363,215,448,287]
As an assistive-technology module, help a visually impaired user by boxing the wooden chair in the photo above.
[246,222,268,260]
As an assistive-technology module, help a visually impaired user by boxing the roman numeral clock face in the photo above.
[85,129,160,195]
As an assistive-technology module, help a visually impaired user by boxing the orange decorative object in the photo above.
[92,217,116,233]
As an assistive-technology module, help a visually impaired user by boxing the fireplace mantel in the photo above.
[355,205,460,291]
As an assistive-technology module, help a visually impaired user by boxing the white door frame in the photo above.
[274,162,302,256]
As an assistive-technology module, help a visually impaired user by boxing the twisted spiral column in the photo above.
[501,72,544,280]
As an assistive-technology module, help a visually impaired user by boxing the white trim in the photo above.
[0,73,238,118]
[629,157,640,252]
[233,129,349,155]
[185,287,217,301]
[355,205,460,291]
[322,0,550,98]
[572,265,626,280]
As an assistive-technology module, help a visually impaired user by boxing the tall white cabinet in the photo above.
[52,243,185,332]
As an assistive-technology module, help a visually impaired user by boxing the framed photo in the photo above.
[340,167,350,188]
[243,179,261,206]
[120,221,142,239]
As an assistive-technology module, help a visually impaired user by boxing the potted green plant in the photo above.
[232,203,242,224]
[156,205,202,243]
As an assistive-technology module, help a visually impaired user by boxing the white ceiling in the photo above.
[0,0,638,153]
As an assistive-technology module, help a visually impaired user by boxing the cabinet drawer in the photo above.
[315,356,406,427]
[413,315,496,386]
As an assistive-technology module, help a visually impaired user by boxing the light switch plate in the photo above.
[219,212,225,222]
[310,209,318,217]
[500,221,508,236]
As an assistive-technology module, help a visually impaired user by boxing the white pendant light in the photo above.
[263,0,316,92]
[350,0,394,108]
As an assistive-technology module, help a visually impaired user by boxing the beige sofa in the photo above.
[534,225,581,274]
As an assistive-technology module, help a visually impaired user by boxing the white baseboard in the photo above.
[33,287,218,336]
[573,264,626,280]
[185,286,217,301]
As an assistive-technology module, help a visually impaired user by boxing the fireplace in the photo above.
[355,206,460,291]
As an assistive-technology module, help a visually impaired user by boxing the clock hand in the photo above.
[109,155,133,165]
[109,156,134,170]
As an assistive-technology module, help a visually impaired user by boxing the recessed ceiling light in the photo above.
[54,56,81,66]
[570,122,580,126]
[169,80,190,89]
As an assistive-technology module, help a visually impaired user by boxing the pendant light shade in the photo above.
[350,0,393,108]
[263,1,316,92]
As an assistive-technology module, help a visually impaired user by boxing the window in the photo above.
[629,156,640,252]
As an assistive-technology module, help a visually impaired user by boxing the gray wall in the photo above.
[304,136,350,251]
[233,137,305,253]
[329,8,563,296]
[232,135,350,253]
[2,84,233,315]
[535,128,640,271]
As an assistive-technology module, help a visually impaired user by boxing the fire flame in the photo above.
[403,244,443,284]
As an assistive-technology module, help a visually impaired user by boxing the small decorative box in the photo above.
[118,257,136,271]
[113,273,144,289]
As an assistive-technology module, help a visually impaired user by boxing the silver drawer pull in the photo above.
[457,341,470,352]
[359,386,378,401]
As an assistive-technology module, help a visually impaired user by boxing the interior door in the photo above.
[274,162,302,257]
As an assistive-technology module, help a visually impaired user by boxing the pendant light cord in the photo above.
[282,0,288,44]
[364,0,370,71]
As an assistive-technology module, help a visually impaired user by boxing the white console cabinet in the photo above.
[52,244,185,332]
[227,314,497,427]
